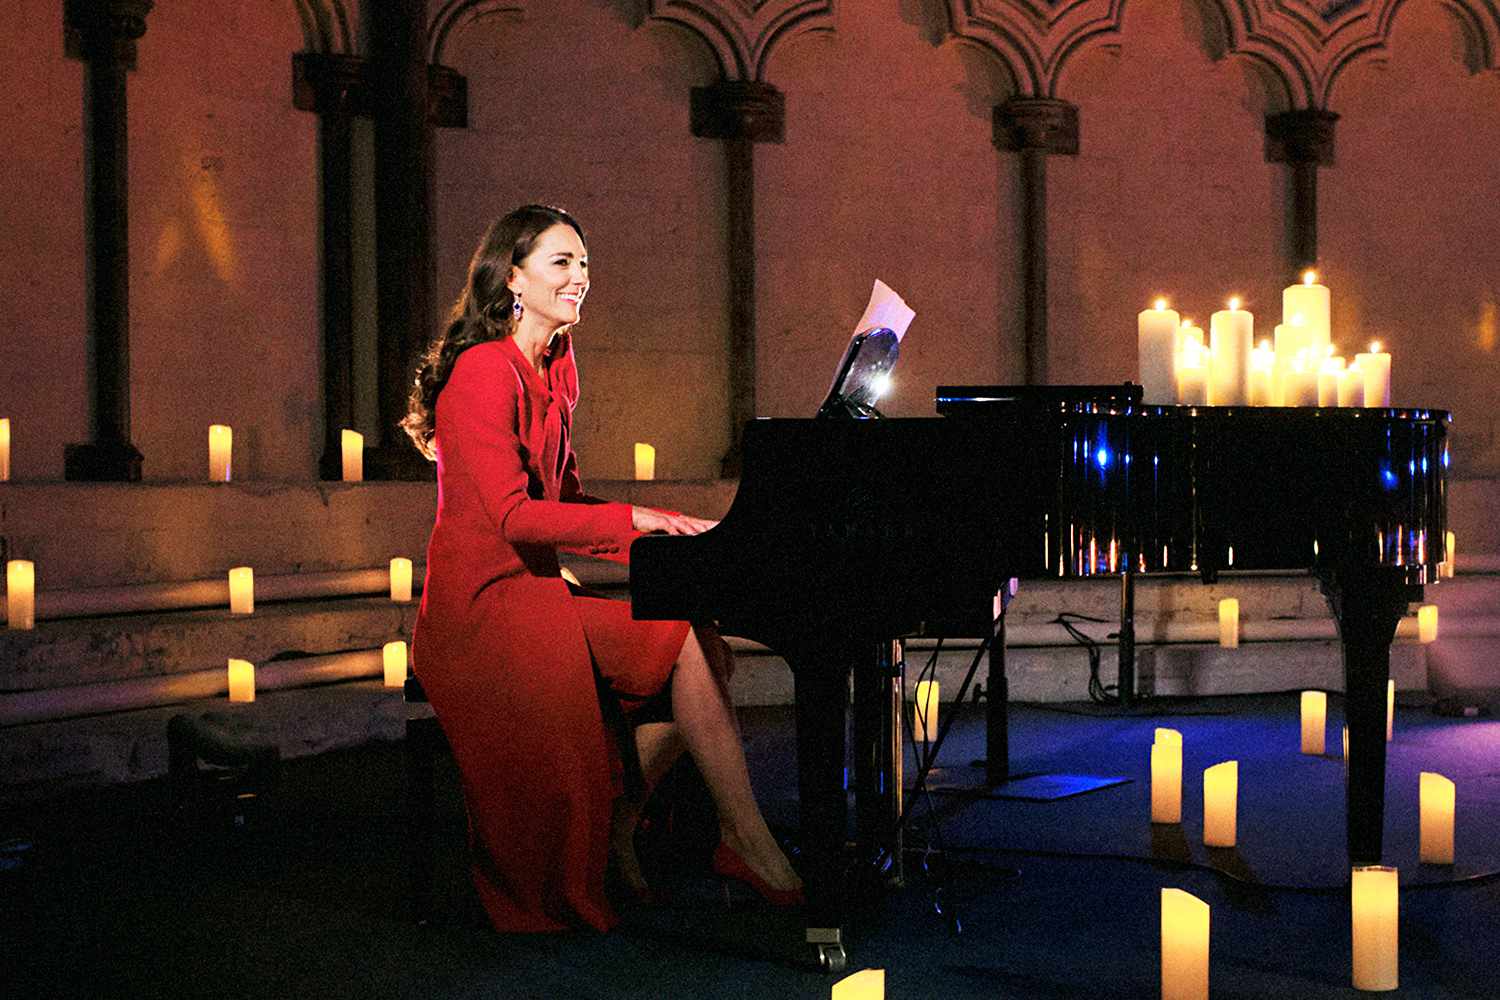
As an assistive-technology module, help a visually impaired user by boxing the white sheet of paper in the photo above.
[853,279,915,342]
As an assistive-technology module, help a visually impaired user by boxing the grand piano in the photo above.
[630,376,1449,971]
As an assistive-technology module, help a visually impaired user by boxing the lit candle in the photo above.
[1419,771,1455,864]
[227,658,256,703]
[0,417,10,481]
[1443,530,1456,578]
[1209,298,1253,405]
[1151,730,1183,824]
[1338,359,1363,406]
[228,566,254,615]
[1356,341,1392,407]
[1161,888,1209,1000]
[915,679,939,743]
[6,559,36,630]
[341,429,363,481]
[1248,342,1274,406]
[383,640,409,688]
[1202,760,1238,848]
[1176,338,1209,406]
[1318,356,1346,406]
[208,424,232,482]
[1350,866,1399,991]
[1138,299,1181,404]
[1271,316,1308,405]
[634,442,656,481]
[1218,598,1239,648]
[1301,690,1327,755]
[1417,604,1438,643]
[1282,351,1318,407]
[1284,271,1330,361]
[1342,725,1349,762]
[831,968,884,999]
[390,557,413,603]
[1386,679,1395,742]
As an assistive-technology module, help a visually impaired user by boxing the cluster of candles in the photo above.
[1137,273,1393,408]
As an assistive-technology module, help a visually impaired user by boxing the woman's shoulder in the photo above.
[451,339,525,382]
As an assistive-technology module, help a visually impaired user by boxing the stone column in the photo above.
[1266,109,1339,277]
[993,98,1079,387]
[63,0,153,481]
[690,81,784,478]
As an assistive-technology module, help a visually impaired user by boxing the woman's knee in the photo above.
[689,624,734,683]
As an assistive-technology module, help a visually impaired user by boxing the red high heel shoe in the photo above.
[712,841,804,908]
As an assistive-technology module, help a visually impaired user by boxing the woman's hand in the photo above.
[631,506,718,536]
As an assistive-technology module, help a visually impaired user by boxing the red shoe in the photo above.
[712,841,804,908]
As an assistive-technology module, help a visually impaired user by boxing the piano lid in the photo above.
[937,383,1143,415]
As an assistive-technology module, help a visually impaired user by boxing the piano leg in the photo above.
[853,640,904,886]
[792,650,852,973]
[1319,566,1422,865]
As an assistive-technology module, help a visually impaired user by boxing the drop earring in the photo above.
[512,298,523,320]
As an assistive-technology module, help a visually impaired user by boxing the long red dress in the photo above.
[412,334,689,932]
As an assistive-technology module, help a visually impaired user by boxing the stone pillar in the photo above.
[1266,109,1339,277]
[993,97,1079,387]
[63,0,153,481]
[690,81,784,478]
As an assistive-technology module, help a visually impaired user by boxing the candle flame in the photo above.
[1327,343,1336,356]
[1228,297,1241,311]
[1154,298,1167,311]
[1258,340,1271,351]
[1370,340,1382,353]
[1181,318,1192,327]
[1303,270,1317,286]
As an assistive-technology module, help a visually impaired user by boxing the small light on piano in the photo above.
[1408,460,1416,475]
[1096,447,1111,470]
[1421,457,1429,473]
[1443,448,1451,469]
[1313,539,1320,558]
[1124,452,1132,465]
[1382,468,1399,489]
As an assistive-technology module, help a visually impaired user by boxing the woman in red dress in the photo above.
[402,205,801,932]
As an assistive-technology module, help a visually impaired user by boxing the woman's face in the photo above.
[509,223,589,330]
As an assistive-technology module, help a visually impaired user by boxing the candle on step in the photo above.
[0,417,10,480]
[1152,729,1183,824]
[1202,761,1238,848]
[1161,888,1210,1000]
[831,968,884,999]
[1301,691,1327,755]
[1443,530,1456,578]
[1218,598,1239,648]
[1176,337,1209,406]
[1209,298,1253,405]
[1356,341,1392,407]
[1343,725,1349,762]
[228,566,254,615]
[634,442,655,481]
[6,559,35,630]
[1282,351,1318,407]
[341,429,363,482]
[1248,342,1274,406]
[1351,866,1399,991]
[1284,270,1330,361]
[227,658,256,703]
[1417,604,1438,643]
[1318,356,1346,406]
[208,424,232,482]
[1419,771,1455,864]
[1138,299,1180,404]
[1338,360,1363,406]
[915,679,939,743]
[383,641,408,688]
[390,558,413,603]
[1386,679,1395,742]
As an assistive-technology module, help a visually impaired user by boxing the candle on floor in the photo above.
[341,429,363,481]
[1152,730,1183,824]
[915,679,939,743]
[1248,342,1275,406]
[383,641,409,688]
[1386,679,1395,742]
[1419,771,1455,864]
[1301,690,1327,755]
[208,424,232,482]
[228,566,254,615]
[1202,760,1238,848]
[634,442,656,481]
[831,968,884,999]
[6,559,35,630]
[1161,888,1210,1000]
[390,557,413,603]
[1318,356,1346,406]
[1351,866,1399,991]
[227,658,256,703]
[1138,299,1181,404]
[1417,604,1438,643]
[1284,271,1330,360]
[1209,298,1253,405]
[0,417,10,481]
[1176,338,1209,406]
[1218,598,1239,648]
[1356,341,1392,407]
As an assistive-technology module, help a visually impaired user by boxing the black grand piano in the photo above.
[631,367,1448,971]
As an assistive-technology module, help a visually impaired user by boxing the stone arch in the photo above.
[643,0,835,81]
[429,0,527,66]
[290,0,355,54]
[943,0,1128,97]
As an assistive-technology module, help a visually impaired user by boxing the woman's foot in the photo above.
[717,826,802,896]
[609,799,651,900]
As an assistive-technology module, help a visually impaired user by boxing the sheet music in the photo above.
[853,279,915,343]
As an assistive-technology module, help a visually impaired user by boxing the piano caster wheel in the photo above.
[817,943,847,973]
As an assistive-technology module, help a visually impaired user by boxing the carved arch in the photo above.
[291,0,355,54]
[944,0,1128,97]
[644,1,835,81]
[429,0,527,66]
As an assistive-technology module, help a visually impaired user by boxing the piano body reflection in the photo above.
[630,385,1448,971]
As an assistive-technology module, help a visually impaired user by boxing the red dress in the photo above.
[412,334,689,932]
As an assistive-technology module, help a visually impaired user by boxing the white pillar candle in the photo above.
[1356,342,1392,407]
[1161,888,1210,1000]
[383,640,409,688]
[1417,604,1438,643]
[634,442,656,481]
[341,429,364,481]
[227,658,256,703]
[1419,771,1455,865]
[1209,298,1253,405]
[0,417,10,481]
[1301,690,1327,755]
[1202,760,1238,848]
[390,557,413,603]
[1337,361,1363,406]
[1284,271,1330,360]
[1138,299,1181,404]
[831,968,884,999]
[6,559,36,630]
[1282,352,1319,407]
[1151,731,1183,824]
[208,424,232,482]
[1176,338,1209,406]
[1248,342,1275,406]
[1386,679,1395,742]
[1351,866,1399,991]
[914,679,939,743]
[1343,725,1350,762]
[228,566,254,615]
[1271,318,1309,405]
[1155,727,1182,748]
[1218,598,1239,648]
[1318,356,1346,406]
[1443,530,1456,578]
